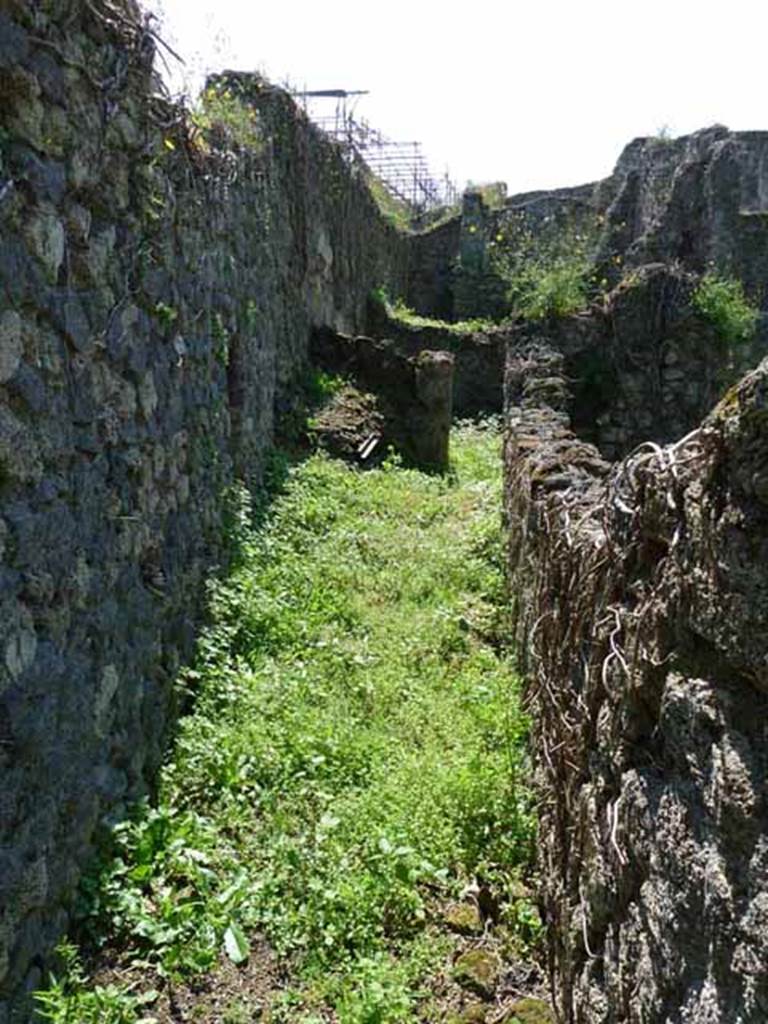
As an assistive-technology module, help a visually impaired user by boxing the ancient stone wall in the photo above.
[418,126,768,324]
[366,298,507,415]
[505,332,768,1023]
[505,265,761,463]
[0,2,407,1017]
[311,327,454,469]
[405,216,460,320]
[596,127,768,302]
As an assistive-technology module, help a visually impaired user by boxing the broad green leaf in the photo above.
[223,922,250,965]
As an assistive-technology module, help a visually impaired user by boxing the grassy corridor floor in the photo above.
[38,422,540,1024]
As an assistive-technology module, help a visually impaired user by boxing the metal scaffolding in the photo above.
[294,89,458,215]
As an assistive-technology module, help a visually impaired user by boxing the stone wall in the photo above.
[506,264,762,462]
[311,327,454,469]
[595,127,768,302]
[405,216,460,320]
[0,2,407,1017]
[453,182,599,321]
[505,328,768,1022]
[416,126,768,324]
[366,298,507,415]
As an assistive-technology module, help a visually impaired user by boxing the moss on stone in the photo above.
[452,949,499,999]
[504,996,556,1023]
[446,1003,488,1023]
[444,901,483,936]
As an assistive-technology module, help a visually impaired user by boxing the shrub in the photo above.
[512,255,591,320]
[192,86,262,151]
[692,272,759,345]
[489,211,598,321]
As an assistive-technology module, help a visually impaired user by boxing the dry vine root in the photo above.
[506,330,768,1021]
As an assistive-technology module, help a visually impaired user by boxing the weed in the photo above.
[153,302,178,329]
[652,123,675,145]
[692,272,759,346]
[513,255,591,320]
[192,85,262,152]
[212,312,230,366]
[244,299,259,334]
[490,212,597,320]
[365,173,413,232]
[34,943,157,1024]
[306,368,347,403]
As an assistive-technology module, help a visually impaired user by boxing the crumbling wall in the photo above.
[416,126,768,325]
[366,299,507,415]
[0,2,407,1016]
[596,127,768,302]
[505,265,760,463]
[310,327,454,468]
[505,334,768,1022]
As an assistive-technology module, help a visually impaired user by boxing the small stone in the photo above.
[24,204,64,283]
[85,226,116,281]
[444,902,483,936]
[451,1003,487,1023]
[453,950,500,1000]
[94,665,120,736]
[5,628,37,679]
[138,371,158,420]
[0,310,22,382]
[4,68,44,149]
[0,405,43,483]
[66,203,92,245]
[752,471,768,505]
[10,148,67,204]
[502,997,555,1024]
[0,13,29,69]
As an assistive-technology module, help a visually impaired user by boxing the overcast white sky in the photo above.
[147,0,768,195]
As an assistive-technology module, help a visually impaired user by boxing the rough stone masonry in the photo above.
[496,119,768,1024]
[0,2,409,1017]
[505,332,768,1023]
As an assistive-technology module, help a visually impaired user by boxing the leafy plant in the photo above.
[212,312,230,366]
[692,272,759,345]
[514,255,591,320]
[153,301,177,328]
[489,211,597,320]
[34,943,157,1024]
[192,85,262,152]
[306,368,347,402]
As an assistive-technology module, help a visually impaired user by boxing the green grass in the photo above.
[692,271,759,345]
[372,287,498,334]
[38,423,535,1023]
[365,174,414,232]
